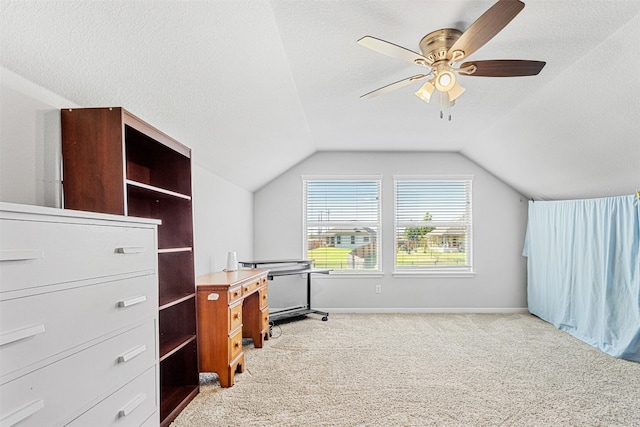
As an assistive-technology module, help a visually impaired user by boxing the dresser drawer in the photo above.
[68,367,158,427]
[0,219,156,294]
[229,329,243,361]
[0,320,156,426]
[0,274,157,378]
[229,301,243,332]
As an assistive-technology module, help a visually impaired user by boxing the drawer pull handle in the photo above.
[1,399,45,426]
[118,393,146,418]
[0,250,43,262]
[0,324,46,347]
[118,344,147,363]
[118,295,147,308]
[116,246,146,254]
[234,313,240,319]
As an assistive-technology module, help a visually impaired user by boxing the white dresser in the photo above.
[0,202,160,427]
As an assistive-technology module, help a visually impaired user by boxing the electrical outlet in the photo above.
[375,285,382,294]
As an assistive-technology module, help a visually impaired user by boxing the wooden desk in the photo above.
[196,269,269,387]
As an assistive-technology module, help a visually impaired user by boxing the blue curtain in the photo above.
[523,195,640,361]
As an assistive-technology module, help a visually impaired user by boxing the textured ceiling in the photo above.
[1,0,639,199]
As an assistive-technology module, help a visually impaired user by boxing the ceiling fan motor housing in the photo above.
[418,28,463,66]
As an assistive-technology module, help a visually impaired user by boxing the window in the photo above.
[394,177,473,273]
[303,177,381,273]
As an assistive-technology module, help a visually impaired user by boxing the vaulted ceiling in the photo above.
[2,1,639,200]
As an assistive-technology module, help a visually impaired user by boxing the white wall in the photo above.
[0,68,69,207]
[254,151,529,312]
[0,67,254,275]
[191,164,253,275]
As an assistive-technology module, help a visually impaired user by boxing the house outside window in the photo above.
[303,177,381,273]
[394,176,473,273]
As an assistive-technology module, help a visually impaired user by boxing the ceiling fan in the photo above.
[357,0,545,120]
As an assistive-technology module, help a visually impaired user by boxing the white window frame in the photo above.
[302,175,382,275]
[393,175,474,277]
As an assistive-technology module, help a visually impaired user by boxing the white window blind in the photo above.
[303,178,381,273]
[394,177,472,272]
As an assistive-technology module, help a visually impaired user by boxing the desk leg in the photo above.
[220,354,244,388]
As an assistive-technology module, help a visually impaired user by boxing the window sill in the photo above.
[316,272,385,279]
[392,270,476,278]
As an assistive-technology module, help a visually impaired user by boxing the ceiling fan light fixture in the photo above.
[448,81,466,102]
[414,80,435,103]
[435,70,456,92]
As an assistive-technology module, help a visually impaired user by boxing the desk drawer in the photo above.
[260,307,270,332]
[242,275,267,296]
[229,302,242,332]
[0,320,156,427]
[0,274,157,378]
[258,286,268,309]
[229,329,243,361]
[0,219,155,294]
[228,285,242,304]
[68,367,158,427]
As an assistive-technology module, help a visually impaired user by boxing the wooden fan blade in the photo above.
[358,36,431,67]
[360,74,430,99]
[448,0,525,61]
[461,60,545,77]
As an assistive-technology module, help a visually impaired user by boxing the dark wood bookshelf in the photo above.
[61,107,199,426]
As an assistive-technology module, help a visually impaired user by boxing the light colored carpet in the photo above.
[171,313,640,426]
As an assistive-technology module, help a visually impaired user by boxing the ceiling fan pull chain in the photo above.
[439,91,452,121]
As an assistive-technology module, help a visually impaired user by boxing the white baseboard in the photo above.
[309,307,530,314]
